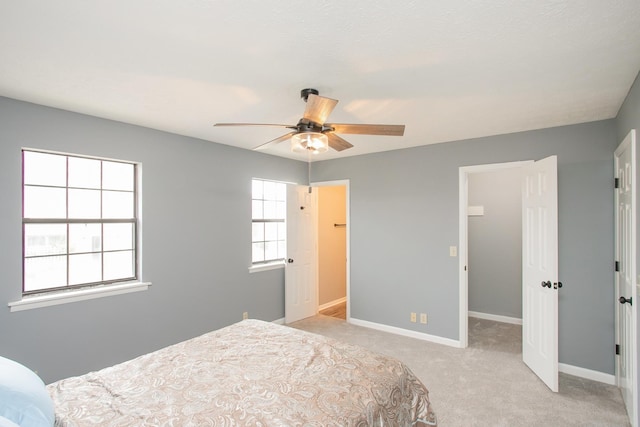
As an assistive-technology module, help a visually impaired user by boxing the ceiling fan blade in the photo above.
[303,94,338,124]
[327,133,354,152]
[327,123,405,136]
[253,131,297,151]
[214,123,294,128]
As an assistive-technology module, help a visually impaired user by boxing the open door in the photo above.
[614,129,637,426]
[522,155,559,392]
[285,185,318,323]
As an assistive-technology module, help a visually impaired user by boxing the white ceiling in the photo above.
[1,1,639,161]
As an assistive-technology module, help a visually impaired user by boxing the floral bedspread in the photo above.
[48,319,437,426]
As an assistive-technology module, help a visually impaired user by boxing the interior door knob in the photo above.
[541,281,552,288]
[287,258,294,263]
[619,296,632,305]
[554,282,563,289]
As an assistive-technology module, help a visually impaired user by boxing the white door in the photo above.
[522,155,559,392]
[285,185,318,323]
[615,129,637,426]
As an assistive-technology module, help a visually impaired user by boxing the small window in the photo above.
[22,150,138,294]
[251,179,286,264]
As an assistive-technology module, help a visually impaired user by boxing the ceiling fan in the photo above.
[214,88,405,154]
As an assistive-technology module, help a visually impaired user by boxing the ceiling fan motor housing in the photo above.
[301,88,319,102]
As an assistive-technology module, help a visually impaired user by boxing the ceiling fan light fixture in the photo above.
[291,132,328,154]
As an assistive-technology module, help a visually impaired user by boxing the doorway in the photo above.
[314,180,349,321]
[458,160,532,347]
[467,167,523,326]
[459,157,560,392]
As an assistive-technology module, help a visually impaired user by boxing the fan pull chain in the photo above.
[307,151,312,193]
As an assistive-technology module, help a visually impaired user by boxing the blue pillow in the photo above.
[0,416,19,427]
[0,356,54,427]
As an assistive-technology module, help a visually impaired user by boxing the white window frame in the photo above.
[250,178,286,272]
[12,149,149,310]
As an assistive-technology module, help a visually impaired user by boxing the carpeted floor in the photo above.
[290,315,631,427]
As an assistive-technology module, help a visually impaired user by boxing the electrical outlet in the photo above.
[242,312,249,320]
[420,313,427,324]
[410,312,417,323]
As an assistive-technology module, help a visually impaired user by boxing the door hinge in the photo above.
[615,261,620,272]
[615,177,620,189]
[616,344,620,355]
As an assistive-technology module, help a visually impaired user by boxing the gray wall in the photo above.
[468,168,522,319]
[0,97,306,383]
[615,69,640,425]
[313,120,617,375]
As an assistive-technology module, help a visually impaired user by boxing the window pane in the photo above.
[263,201,276,219]
[23,151,66,187]
[265,222,278,241]
[278,240,286,259]
[103,161,134,191]
[252,179,263,200]
[68,157,100,189]
[69,253,102,285]
[104,250,134,280]
[252,242,265,263]
[24,186,66,218]
[103,191,134,218]
[104,223,133,251]
[275,201,285,219]
[68,189,101,219]
[252,200,263,220]
[278,222,286,240]
[23,151,138,293]
[69,223,101,254]
[25,224,67,256]
[24,255,67,292]
[264,241,278,261]
[252,223,264,243]
[275,183,286,201]
[263,181,276,200]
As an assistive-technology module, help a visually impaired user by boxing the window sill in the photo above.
[8,282,151,312]
[249,261,285,274]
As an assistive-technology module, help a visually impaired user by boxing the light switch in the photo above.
[449,246,457,257]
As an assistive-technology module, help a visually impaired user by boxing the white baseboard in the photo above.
[272,317,285,325]
[558,363,615,385]
[318,297,347,312]
[349,318,463,348]
[469,310,522,325]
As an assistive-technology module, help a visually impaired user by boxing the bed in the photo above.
[45,319,437,426]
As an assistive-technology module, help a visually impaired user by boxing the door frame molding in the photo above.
[458,160,532,347]
[614,129,638,426]
[311,179,351,321]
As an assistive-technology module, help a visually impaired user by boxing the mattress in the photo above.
[47,319,437,426]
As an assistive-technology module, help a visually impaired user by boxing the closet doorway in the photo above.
[467,166,523,327]
[314,181,349,320]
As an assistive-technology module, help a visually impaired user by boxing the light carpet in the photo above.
[290,315,630,427]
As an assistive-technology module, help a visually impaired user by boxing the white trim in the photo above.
[272,317,285,325]
[8,282,151,312]
[249,261,285,273]
[469,310,523,325]
[350,318,463,348]
[559,363,616,386]
[318,297,346,312]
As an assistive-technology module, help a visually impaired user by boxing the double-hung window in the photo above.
[251,179,286,264]
[22,150,138,295]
